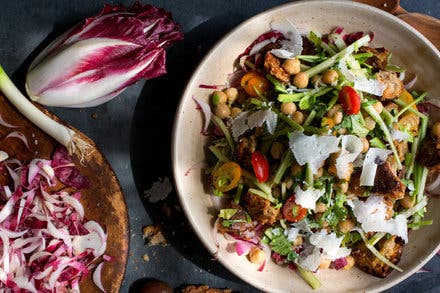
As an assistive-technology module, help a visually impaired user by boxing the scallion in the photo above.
[296,264,322,290]
[304,35,371,77]
[0,65,93,162]
[362,103,402,169]
[212,115,235,152]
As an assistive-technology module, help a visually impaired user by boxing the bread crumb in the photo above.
[142,253,150,262]
[142,225,167,247]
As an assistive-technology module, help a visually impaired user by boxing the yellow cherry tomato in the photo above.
[240,72,270,97]
[212,162,242,192]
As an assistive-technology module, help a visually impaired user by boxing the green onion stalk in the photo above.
[362,103,402,169]
[0,65,93,162]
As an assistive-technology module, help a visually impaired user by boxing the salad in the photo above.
[195,23,439,289]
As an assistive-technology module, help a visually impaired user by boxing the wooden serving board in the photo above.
[0,94,129,293]
[356,0,440,50]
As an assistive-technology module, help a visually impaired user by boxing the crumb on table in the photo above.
[142,225,167,247]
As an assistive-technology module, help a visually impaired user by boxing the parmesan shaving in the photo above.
[289,131,339,174]
[231,109,278,140]
[354,77,386,96]
[294,186,325,211]
[390,128,410,142]
[285,227,300,242]
[309,230,351,260]
[269,18,303,58]
[298,245,322,272]
[338,55,385,96]
[336,135,363,179]
[360,148,392,186]
[349,195,408,242]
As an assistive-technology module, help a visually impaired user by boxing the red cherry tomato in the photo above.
[282,195,307,222]
[338,86,360,115]
[251,151,269,183]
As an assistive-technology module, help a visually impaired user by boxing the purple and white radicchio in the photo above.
[26,2,183,107]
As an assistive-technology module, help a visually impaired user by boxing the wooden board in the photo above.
[356,0,440,50]
[0,94,129,293]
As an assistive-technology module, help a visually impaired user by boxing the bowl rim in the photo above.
[171,1,440,292]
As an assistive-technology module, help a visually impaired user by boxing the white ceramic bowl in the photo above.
[172,1,440,292]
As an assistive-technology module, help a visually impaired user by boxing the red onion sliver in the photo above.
[193,96,212,134]
[259,243,272,272]
[404,74,417,89]
[0,113,18,128]
[426,173,440,194]
[103,254,115,262]
[5,131,32,151]
[235,240,255,256]
[198,84,224,90]
[93,262,107,293]
[212,218,220,248]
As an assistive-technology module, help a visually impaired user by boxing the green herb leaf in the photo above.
[350,114,369,137]
[219,209,238,219]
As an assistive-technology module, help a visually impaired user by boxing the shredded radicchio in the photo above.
[52,147,90,189]
[0,147,107,292]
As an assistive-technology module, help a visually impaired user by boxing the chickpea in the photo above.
[337,181,349,194]
[322,69,339,85]
[224,87,238,103]
[314,167,324,179]
[283,58,301,75]
[248,247,265,264]
[333,111,343,125]
[319,258,332,270]
[372,101,384,114]
[364,116,376,131]
[337,128,347,135]
[215,104,231,119]
[292,111,305,124]
[281,102,297,115]
[290,163,302,176]
[293,72,309,88]
[315,202,327,213]
[360,137,369,153]
[271,142,285,160]
[326,104,342,118]
[338,218,355,233]
[211,91,227,106]
[385,102,399,113]
[400,195,414,209]
[230,107,242,118]
[293,236,303,246]
[343,256,355,270]
[432,122,440,138]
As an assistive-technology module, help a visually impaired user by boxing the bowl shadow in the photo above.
[129,12,252,287]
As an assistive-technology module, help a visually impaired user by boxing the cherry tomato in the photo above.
[338,85,360,115]
[251,151,269,183]
[212,162,242,192]
[240,72,271,97]
[282,195,307,222]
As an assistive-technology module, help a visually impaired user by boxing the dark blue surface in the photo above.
[0,1,439,292]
